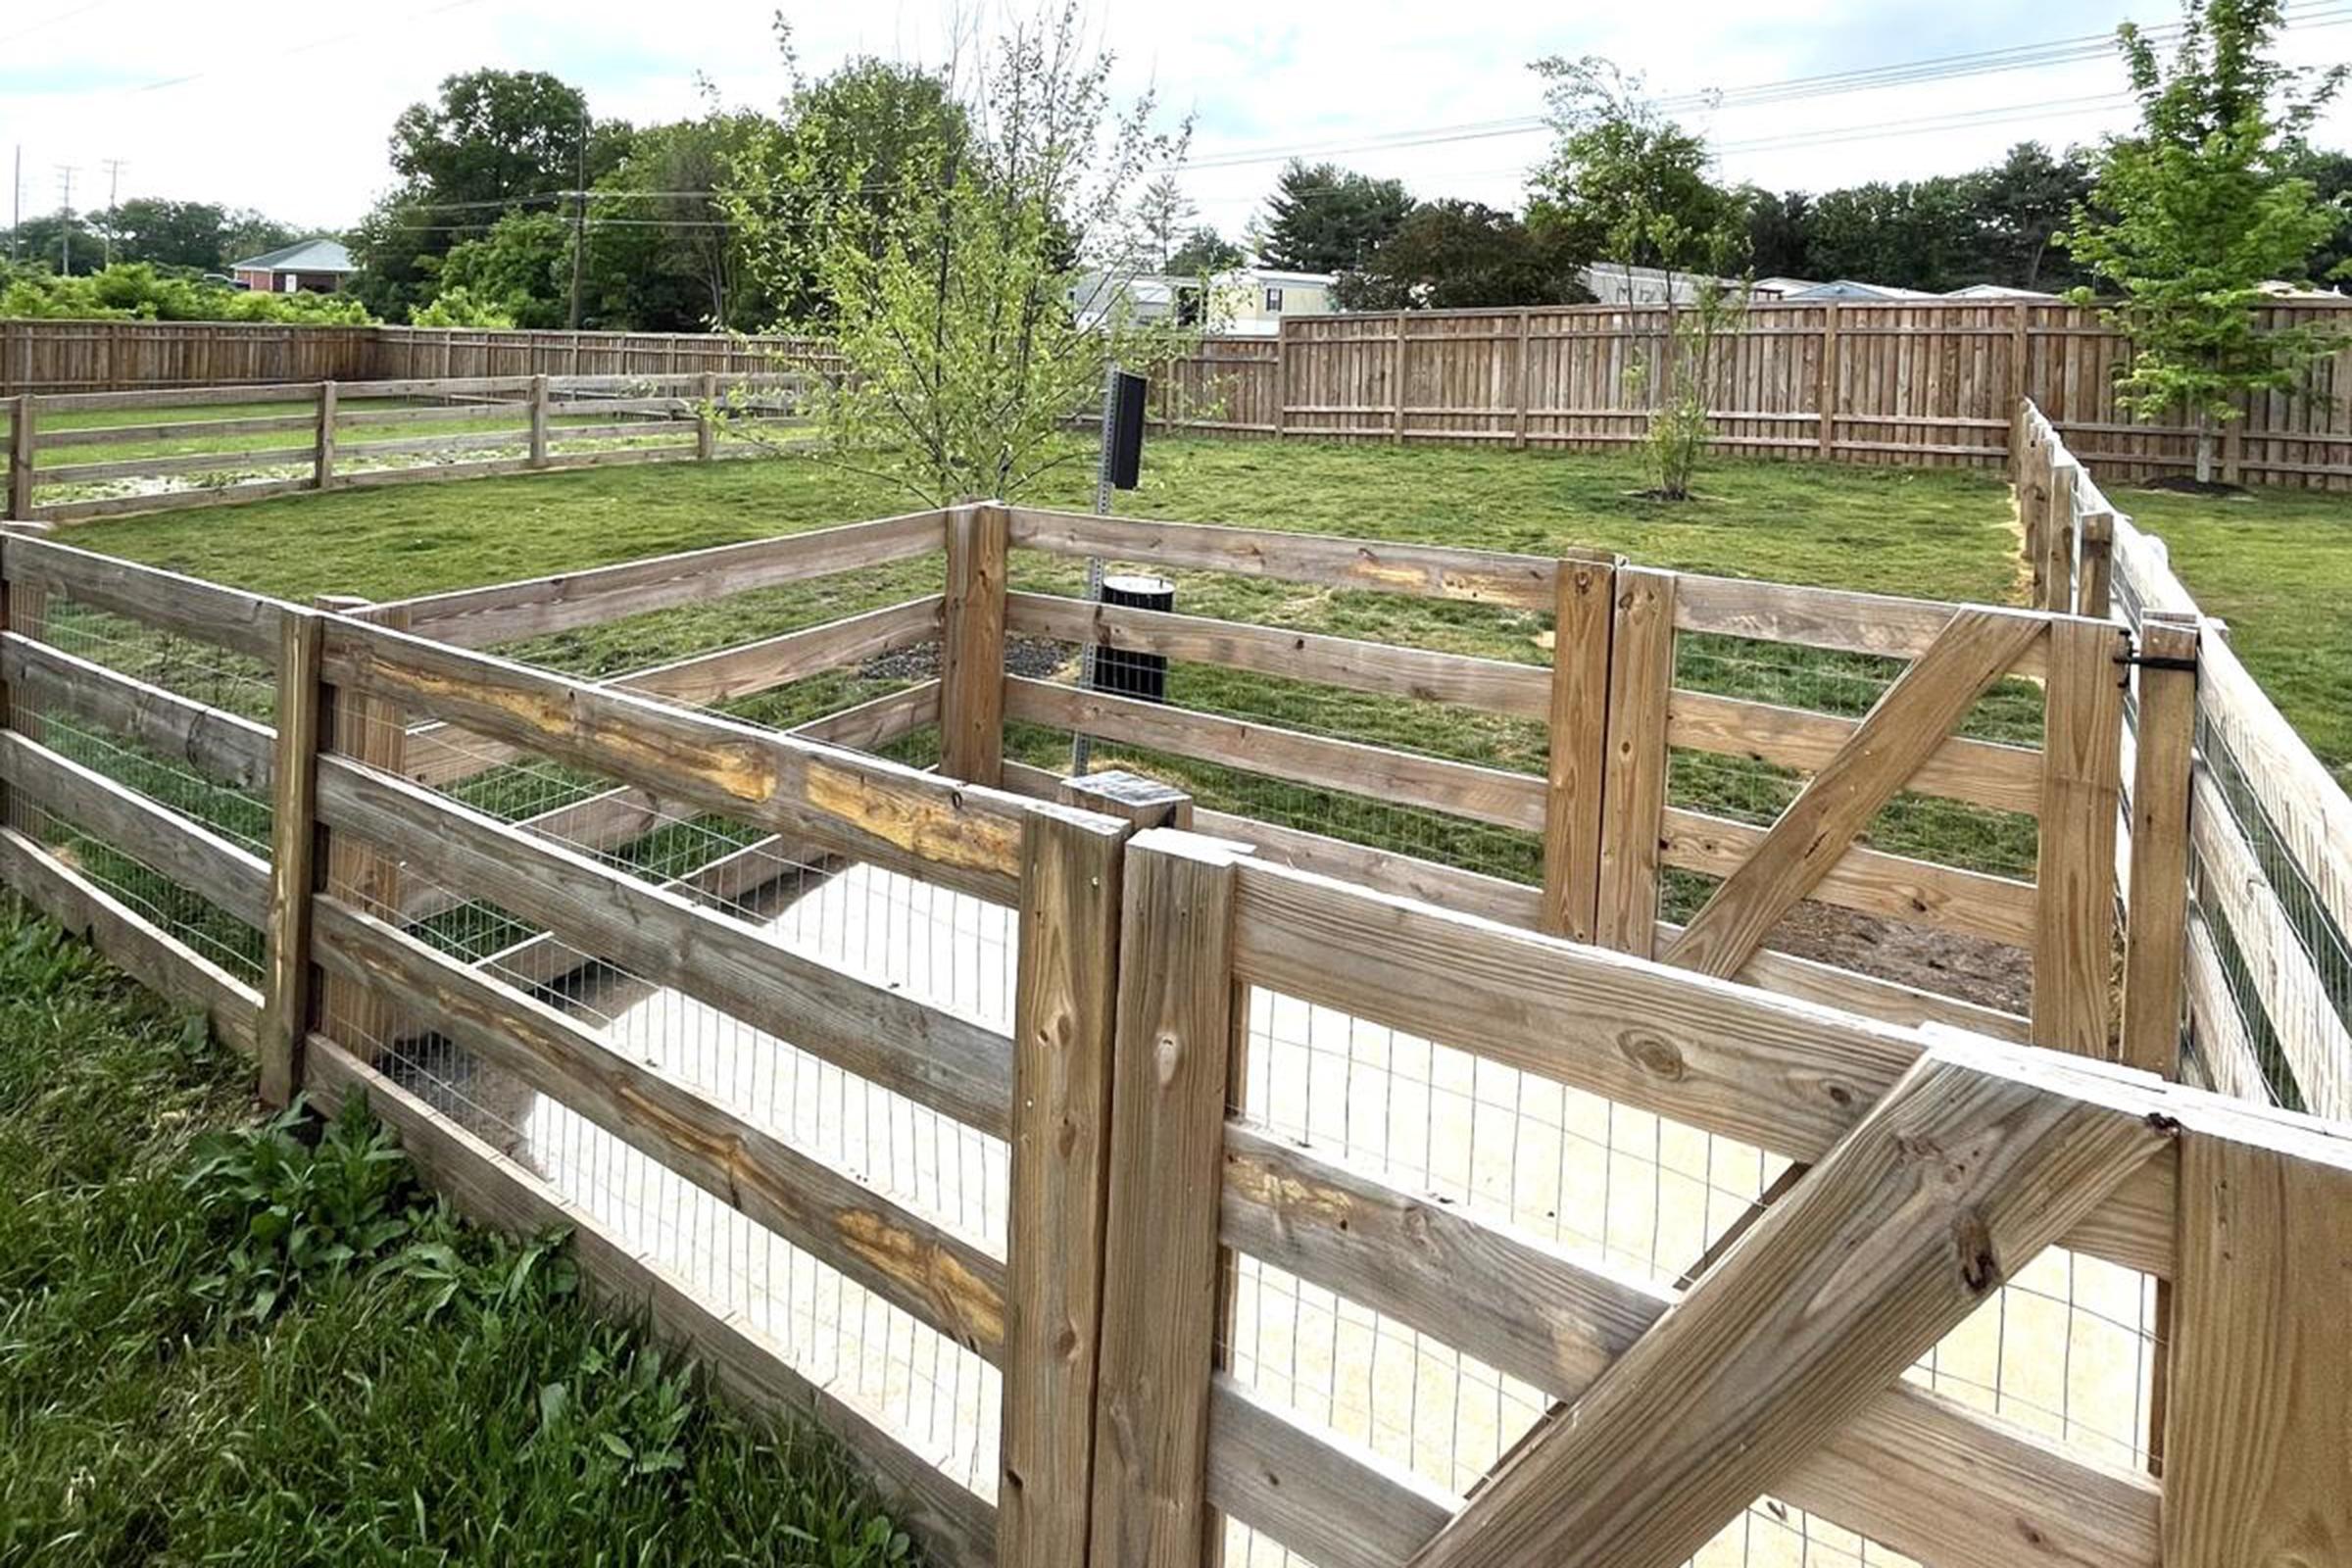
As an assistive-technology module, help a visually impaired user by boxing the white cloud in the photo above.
[4,0,2345,245]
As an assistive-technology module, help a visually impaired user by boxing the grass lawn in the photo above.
[0,895,923,1568]
[2122,482,2352,786]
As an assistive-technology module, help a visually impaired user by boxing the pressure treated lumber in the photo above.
[259,609,323,1105]
[2031,615,2127,1055]
[1405,1038,2177,1568]
[1594,565,1675,955]
[1540,556,1613,940]
[942,505,1008,786]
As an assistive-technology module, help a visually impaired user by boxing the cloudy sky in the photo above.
[3,0,2347,245]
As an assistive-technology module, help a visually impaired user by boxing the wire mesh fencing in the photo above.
[1217,982,2161,1568]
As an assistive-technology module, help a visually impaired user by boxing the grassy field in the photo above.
[0,895,923,1568]
[2123,483,2352,785]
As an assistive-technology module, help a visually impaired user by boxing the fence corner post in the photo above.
[313,381,337,492]
[528,374,551,468]
[1000,783,1180,1568]
[260,607,326,1106]
[1088,827,1248,1568]
[1541,555,1616,943]
[8,394,34,522]
[940,502,1008,787]
[313,594,408,1060]
[2120,611,2198,1078]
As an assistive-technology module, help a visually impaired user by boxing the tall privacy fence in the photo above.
[9,301,2351,487]
[2021,399,2352,1119]
[2,372,810,526]
[4,503,2349,1568]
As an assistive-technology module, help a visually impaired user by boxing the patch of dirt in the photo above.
[857,634,1064,684]
[1763,902,2031,1016]
[2136,476,2249,499]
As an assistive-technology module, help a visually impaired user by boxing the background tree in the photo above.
[1332,199,1586,310]
[433,211,571,327]
[754,2,1199,503]
[1164,225,1244,275]
[1981,142,2095,290]
[1802,176,1984,290]
[1258,161,1411,273]
[723,38,973,325]
[594,97,776,331]
[1526,55,1744,282]
[1744,189,1813,278]
[88,200,229,271]
[2063,0,2348,482]
[1131,174,1197,270]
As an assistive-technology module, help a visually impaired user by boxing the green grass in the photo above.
[2121,482,2352,786]
[0,896,924,1568]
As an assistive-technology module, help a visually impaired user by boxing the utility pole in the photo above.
[566,108,588,330]
[100,158,126,266]
[54,165,75,274]
[9,146,20,264]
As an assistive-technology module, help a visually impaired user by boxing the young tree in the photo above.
[1258,161,1412,273]
[1131,173,1198,270]
[744,2,1199,504]
[1528,55,1750,499]
[1331,199,1585,310]
[2063,0,2348,482]
[1164,225,1245,276]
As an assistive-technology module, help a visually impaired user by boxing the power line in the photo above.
[0,0,108,48]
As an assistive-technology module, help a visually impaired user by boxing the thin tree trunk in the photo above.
[2195,412,2215,486]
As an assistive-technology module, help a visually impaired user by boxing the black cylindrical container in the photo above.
[1093,572,1174,702]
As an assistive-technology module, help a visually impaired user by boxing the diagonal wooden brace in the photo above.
[1405,1034,2179,1568]
[1664,607,2044,979]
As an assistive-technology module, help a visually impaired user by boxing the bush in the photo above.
[411,284,519,328]
[0,262,374,324]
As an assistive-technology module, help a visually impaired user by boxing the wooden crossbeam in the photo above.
[1404,1034,2177,1568]
[1663,608,2044,978]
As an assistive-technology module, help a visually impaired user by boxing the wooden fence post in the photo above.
[2161,1128,2352,1566]
[1,519,47,763]
[314,381,337,491]
[940,503,1008,787]
[1514,310,1533,451]
[2032,615,2128,1056]
[1594,565,1678,957]
[2120,612,2198,1077]
[1088,828,1247,1568]
[696,370,718,461]
[1816,304,1838,461]
[2007,306,2030,475]
[1000,792,1153,1568]
[2043,461,2079,613]
[259,608,325,1106]
[1540,556,1616,943]
[528,374,550,467]
[1391,314,1406,445]
[314,595,409,1058]
[2075,505,2115,619]
[8,394,33,522]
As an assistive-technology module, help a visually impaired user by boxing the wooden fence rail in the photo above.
[1,372,809,527]
[2,511,2349,1568]
[11,302,2352,487]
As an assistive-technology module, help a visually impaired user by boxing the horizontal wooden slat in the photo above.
[1192,804,1543,927]
[37,445,317,484]
[1226,858,2173,1276]
[1220,1122,2161,1568]
[2,532,287,657]
[337,429,525,461]
[336,403,518,429]
[1660,807,2039,948]
[1005,677,1547,833]
[0,632,274,792]
[0,729,270,926]
[318,615,1032,903]
[382,510,948,647]
[2184,911,2275,1103]
[30,380,329,412]
[619,596,944,710]
[1004,591,1552,718]
[2197,635,2352,946]
[37,412,319,448]
[0,824,261,1053]
[1668,689,2042,815]
[1674,577,2050,678]
[312,895,1009,1357]
[790,680,938,753]
[1205,1375,1458,1568]
[1004,507,1588,610]
[34,476,316,524]
[316,756,1013,1136]
[1654,918,2033,1042]
[544,419,687,443]
[300,1038,997,1566]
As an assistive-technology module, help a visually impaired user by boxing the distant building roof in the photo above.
[1751,276,1824,298]
[1943,282,2058,300]
[229,237,356,274]
[2257,279,2346,300]
[1776,279,1940,302]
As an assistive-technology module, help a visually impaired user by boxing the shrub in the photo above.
[0,262,374,324]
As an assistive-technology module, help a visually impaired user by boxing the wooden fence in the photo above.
[2024,399,2352,1118]
[1,372,808,526]
[2,509,2348,1568]
[0,320,842,396]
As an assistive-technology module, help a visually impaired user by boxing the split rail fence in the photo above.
[1,371,808,526]
[1,503,2347,1568]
